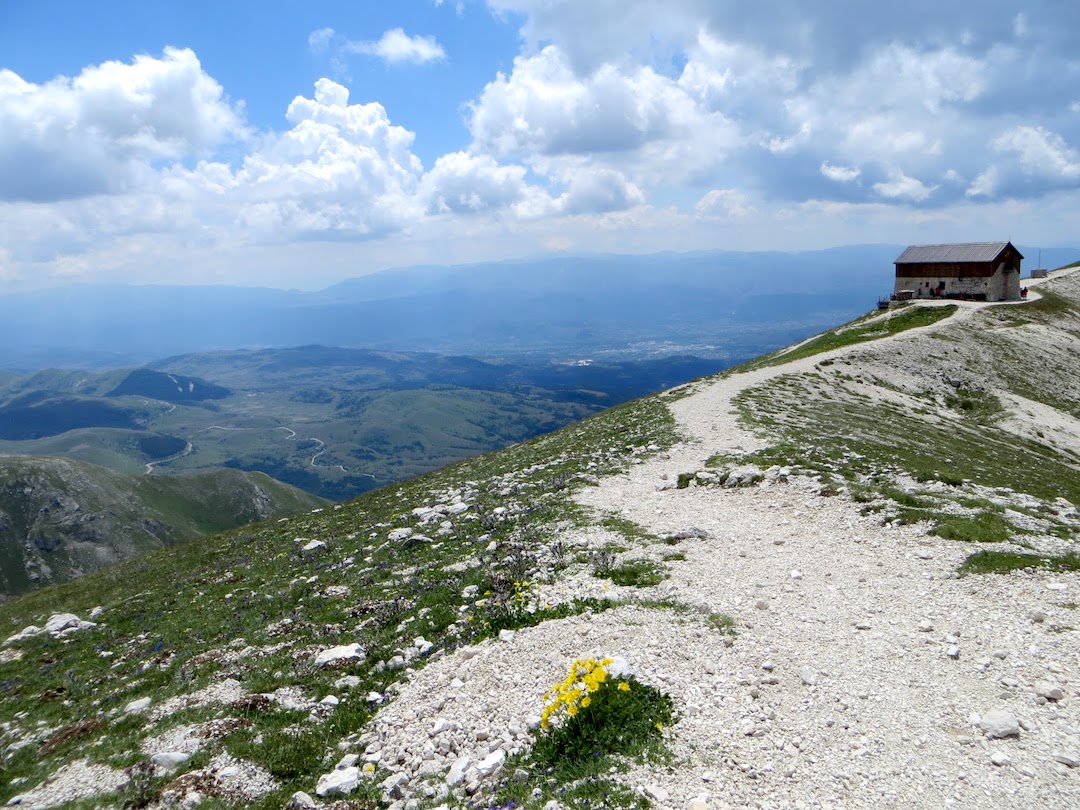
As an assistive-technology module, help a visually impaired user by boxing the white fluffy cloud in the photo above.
[0,47,244,202]
[873,170,938,202]
[480,1,1080,211]
[820,163,861,183]
[4,2,1080,288]
[420,151,540,215]
[468,43,739,190]
[470,46,692,157]
[993,125,1080,182]
[346,29,446,64]
[167,79,428,237]
[962,125,1080,199]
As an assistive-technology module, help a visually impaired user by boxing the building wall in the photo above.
[893,265,1020,301]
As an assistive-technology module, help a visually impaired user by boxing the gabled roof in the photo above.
[895,241,1022,264]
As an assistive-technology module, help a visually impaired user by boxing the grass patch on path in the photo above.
[959,550,1080,576]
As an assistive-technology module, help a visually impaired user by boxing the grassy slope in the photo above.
[0,394,682,808]
[0,457,327,596]
[0,276,1079,807]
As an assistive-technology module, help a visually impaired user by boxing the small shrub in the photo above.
[120,760,159,809]
[534,658,673,771]
[706,612,736,635]
[589,549,617,578]
[546,539,569,571]
[606,559,666,588]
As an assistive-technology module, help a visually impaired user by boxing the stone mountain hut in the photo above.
[894,241,1023,302]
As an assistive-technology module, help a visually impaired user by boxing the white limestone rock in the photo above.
[124,697,152,714]
[1036,683,1065,702]
[980,709,1021,739]
[4,625,42,644]
[644,784,669,802]
[724,464,764,488]
[44,613,83,634]
[285,791,317,809]
[316,766,360,797]
[446,756,471,786]
[151,752,191,770]
[315,643,365,667]
[475,750,505,777]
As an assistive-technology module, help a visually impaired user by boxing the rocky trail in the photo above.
[355,289,1080,808]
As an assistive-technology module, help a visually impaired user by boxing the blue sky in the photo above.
[1,1,1079,289]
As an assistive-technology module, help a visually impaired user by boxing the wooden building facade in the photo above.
[894,242,1023,302]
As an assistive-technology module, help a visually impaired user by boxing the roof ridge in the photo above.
[906,240,1008,247]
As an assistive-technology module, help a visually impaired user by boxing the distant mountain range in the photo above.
[0,244,1010,368]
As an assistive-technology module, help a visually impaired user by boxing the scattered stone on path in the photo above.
[980,709,1021,739]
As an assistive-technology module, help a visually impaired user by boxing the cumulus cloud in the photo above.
[478,0,1080,211]
[347,28,447,64]
[873,170,937,201]
[165,79,427,237]
[966,166,998,197]
[467,44,740,190]
[0,48,245,202]
[470,46,690,157]
[555,167,645,214]
[420,151,538,215]
[993,125,1080,181]
[960,125,1080,199]
[465,20,1010,208]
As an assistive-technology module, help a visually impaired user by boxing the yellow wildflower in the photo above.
[581,696,591,708]
[618,681,631,692]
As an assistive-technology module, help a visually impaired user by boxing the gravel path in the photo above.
[370,292,1080,809]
